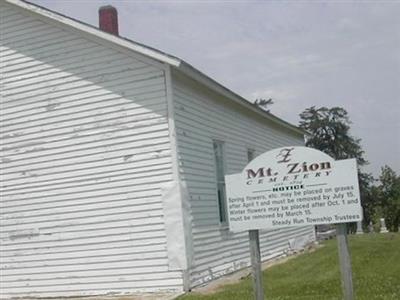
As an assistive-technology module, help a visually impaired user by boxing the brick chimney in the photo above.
[99,5,118,35]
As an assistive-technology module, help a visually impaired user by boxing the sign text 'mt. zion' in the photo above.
[245,148,332,186]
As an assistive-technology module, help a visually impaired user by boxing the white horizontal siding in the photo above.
[0,3,182,298]
[171,73,315,288]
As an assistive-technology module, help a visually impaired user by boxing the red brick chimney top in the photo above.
[99,5,118,36]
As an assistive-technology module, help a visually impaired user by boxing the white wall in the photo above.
[171,71,315,288]
[0,2,183,297]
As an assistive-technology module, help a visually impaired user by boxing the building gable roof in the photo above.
[2,0,305,136]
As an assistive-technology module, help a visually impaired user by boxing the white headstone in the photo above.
[368,221,374,233]
[380,218,388,233]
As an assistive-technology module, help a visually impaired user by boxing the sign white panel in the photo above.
[225,147,362,232]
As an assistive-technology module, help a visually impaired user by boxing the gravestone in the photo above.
[368,221,374,233]
[380,218,388,233]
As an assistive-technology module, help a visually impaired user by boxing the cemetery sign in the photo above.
[225,146,362,232]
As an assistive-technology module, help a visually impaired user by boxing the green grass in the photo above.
[177,233,400,300]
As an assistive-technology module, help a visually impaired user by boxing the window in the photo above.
[247,148,256,163]
[213,140,227,224]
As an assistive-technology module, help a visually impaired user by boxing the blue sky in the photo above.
[30,0,400,177]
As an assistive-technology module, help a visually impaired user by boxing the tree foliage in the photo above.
[357,171,376,229]
[376,166,400,231]
[299,106,366,166]
[254,98,274,112]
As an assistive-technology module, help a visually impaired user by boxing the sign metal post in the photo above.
[336,223,354,300]
[249,229,264,300]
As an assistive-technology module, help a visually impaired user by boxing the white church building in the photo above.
[0,0,315,297]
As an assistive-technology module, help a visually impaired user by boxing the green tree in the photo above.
[299,106,366,165]
[377,166,400,231]
[254,98,274,112]
[299,106,373,231]
[358,172,376,230]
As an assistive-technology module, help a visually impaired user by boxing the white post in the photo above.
[336,224,354,300]
[380,218,388,233]
[249,230,264,300]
